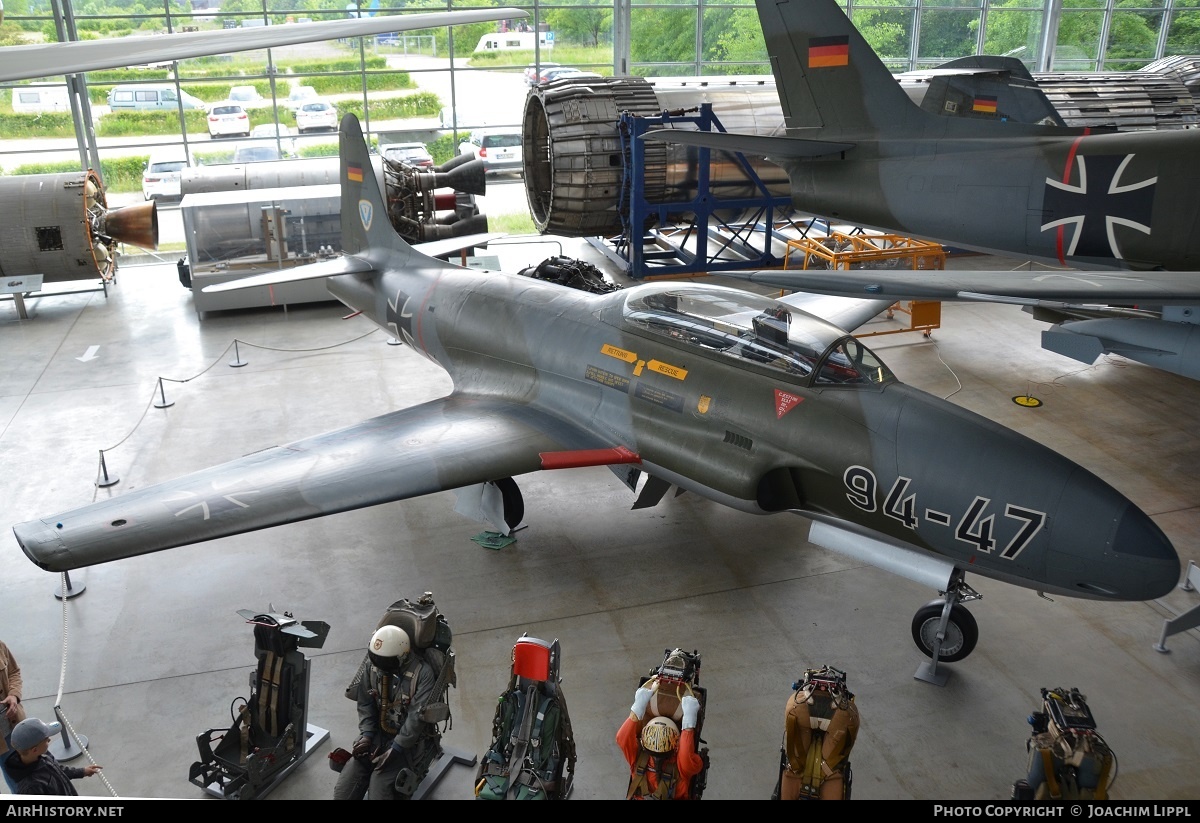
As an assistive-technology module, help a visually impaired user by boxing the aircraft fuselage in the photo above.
[329,265,1179,603]
[785,123,1200,272]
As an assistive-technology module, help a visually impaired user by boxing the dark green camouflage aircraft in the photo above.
[642,0,1200,382]
[13,115,1180,667]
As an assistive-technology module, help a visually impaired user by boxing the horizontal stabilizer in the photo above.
[201,256,376,293]
[641,129,854,160]
[414,232,506,260]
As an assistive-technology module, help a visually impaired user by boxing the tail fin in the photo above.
[339,114,412,260]
[756,0,923,136]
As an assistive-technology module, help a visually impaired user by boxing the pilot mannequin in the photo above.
[333,625,437,800]
[617,685,703,799]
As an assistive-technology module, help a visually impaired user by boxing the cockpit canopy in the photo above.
[622,285,895,387]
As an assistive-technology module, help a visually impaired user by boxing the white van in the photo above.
[11,84,70,113]
[107,85,207,111]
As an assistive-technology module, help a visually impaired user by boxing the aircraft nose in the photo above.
[1049,469,1181,601]
[886,385,1179,602]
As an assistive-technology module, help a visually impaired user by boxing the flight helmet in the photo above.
[369,625,410,673]
[641,715,680,753]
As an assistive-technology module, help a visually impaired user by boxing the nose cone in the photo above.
[1049,470,1180,601]
[887,385,1180,601]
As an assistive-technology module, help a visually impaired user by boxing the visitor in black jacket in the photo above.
[3,717,101,796]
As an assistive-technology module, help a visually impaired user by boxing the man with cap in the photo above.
[3,717,101,796]
[333,624,437,800]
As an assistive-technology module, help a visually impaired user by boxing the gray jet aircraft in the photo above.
[12,114,1181,666]
[640,0,1200,382]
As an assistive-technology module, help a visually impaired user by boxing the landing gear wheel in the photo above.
[494,477,524,530]
[911,600,978,663]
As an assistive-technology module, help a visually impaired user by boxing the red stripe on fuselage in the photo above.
[1055,129,1091,265]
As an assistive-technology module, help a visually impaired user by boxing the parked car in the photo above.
[382,142,433,169]
[108,84,207,111]
[538,67,603,84]
[232,143,283,163]
[207,102,250,138]
[141,147,190,201]
[523,61,559,86]
[227,85,266,107]
[249,123,297,156]
[459,128,523,176]
[284,85,319,113]
[294,100,337,133]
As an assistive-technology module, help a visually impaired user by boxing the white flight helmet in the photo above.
[369,625,411,671]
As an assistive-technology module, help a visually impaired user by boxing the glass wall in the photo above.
[0,1,1197,193]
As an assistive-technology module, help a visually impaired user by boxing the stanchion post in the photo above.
[229,339,248,368]
[153,376,175,409]
[48,705,87,762]
[53,570,86,601]
[96,449,119,488]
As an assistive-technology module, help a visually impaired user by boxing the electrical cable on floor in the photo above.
[54,572,118,798]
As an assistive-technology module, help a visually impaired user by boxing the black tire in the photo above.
[910,599,979,663]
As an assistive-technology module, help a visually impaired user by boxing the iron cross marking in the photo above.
[1041,154,1156,260]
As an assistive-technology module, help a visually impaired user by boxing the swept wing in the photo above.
[14,395,606,572]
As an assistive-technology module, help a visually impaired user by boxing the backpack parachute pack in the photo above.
[1013,687,1116,801]
[772,665,859,800]
[343,592,456,729]
[476,635,576,800]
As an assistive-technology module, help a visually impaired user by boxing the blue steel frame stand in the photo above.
[588,104,794,280]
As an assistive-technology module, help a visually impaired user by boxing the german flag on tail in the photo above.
[808,35,849,68]
[347,163,364,183]
[973,95,998,114]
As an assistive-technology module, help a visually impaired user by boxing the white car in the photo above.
[207,103,250,138]
[249,123,297,157]
[141,148,189,201]
[459,128,523,176]
[227,85,265,108]
[284,85,319,113]
[294,100,337,133]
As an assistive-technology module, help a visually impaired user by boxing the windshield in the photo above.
[622,285,895,387]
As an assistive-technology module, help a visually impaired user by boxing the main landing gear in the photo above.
[911,570,981,685]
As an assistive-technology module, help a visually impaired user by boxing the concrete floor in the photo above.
[3,242,1200,801]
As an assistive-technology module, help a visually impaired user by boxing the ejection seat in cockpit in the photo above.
[188,609,330,800]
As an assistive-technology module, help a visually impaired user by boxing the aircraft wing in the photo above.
[641,129,854,160]
[13,394,610,572]
[721,268,1200,306]
[0,8,526,83]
